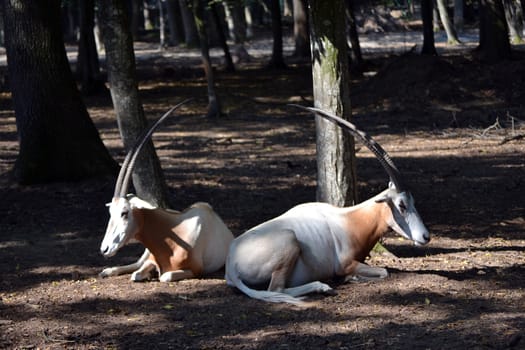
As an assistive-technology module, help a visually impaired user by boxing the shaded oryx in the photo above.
[225,106,430,305]
[99,101,234,282]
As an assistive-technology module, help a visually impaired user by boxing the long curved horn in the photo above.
[290,104,405,192]
[114,99,193,198]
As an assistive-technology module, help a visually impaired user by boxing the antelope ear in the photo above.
[128,195,157,209]
[375,189,394,203]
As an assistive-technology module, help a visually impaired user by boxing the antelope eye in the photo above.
[121,211,129,219]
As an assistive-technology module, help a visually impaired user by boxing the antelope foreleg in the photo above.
[100,249,151,278]
[159,269,195,282]
[344,261,388,282]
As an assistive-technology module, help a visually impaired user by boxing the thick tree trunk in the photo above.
[97,0,170,207]
[421,0,438,55]
[309,0,357,207]
[479,0,511,62]
[3,0,117,184]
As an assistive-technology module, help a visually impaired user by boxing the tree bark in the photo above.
[292,0,310,59]
[309,0,357,207]
[166,0,183,46]
[268,0,287,68]
[179,0,199,46]
[478,0,511,62]
[97,0,170,207]
[421,0,438,55]
[211,2,235,72]
[3,0,117,184]
[454,0,464,32]
[192,0,221,118]
[346,0,364,71]
[77,0,107,95]
[436,0,461,44]
[502,0,523,44]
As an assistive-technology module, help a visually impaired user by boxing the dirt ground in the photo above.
[0,30,524,349]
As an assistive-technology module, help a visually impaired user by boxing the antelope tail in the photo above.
[225,266,308,306]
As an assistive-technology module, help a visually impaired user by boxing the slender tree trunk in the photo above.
[77,0,107,95]
[129,0,141,38]
[421,0,438,55]
[3,0,117,184]
[179,0,199,46]
[97,0,170,207]
[192,0,221,118]
[158,0,166,48]
[166,0,183,46]
[292,0,310,59]
[478,0,511,62]
[346,0,364,71]
[224,0,247,43]
[268,0,287,68]
[436,0,461,44]
[211,2,235,72]
[309,0,357,207]
[502,0,523,43]
[454,0,464,32]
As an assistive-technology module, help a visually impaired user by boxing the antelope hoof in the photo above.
[99,268,116,278]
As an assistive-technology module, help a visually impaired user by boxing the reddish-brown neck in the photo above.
[343,201,392,262]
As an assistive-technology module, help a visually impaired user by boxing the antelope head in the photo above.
[292,105,430,246]
[100,100,190,257]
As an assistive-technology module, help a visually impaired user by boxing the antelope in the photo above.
[99,101,234,282]
[225,106,430,305]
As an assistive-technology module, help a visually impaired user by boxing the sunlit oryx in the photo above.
[225,106,430,305]
[99,101,234,282]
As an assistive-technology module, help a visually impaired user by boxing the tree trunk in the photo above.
[308,0,357,207]
[292,0,310,59]
[3,0,117,184]
[77,0,107,95]
[179,0,199,46]
[268,0,287,68]
[224,0,247,43]
[129,0,141,38]
[211,2,235,72]
[478,0,511,62]
[346,0,364,71]
[97,0,170,207]
[454,0,464,32]
[158,0,166,48]
[436,0,461,44]
[166,0,183,46]
[502,0,523,44]
[421,0,438,55]
[192,0,221,118]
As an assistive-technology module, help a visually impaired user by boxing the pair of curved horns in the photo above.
[114,99,193,198]
[290,104,405,192]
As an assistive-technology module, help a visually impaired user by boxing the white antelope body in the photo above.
[225,106,430,305]
[99,102,234,282]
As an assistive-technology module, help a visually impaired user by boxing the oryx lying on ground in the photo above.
[225,106,430,305]
[99,101,234,282]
